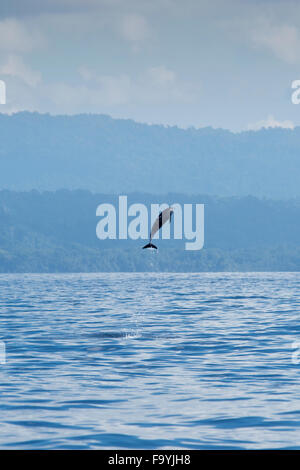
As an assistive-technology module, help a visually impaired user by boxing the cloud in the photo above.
[0,55,41,87]
[0,18,43,52]
[1,1,299,130]
[247,115,294,130]
[120,13,150,42]
[148,65,176,86]
[46,74,132,109]
[0,0,110,18]
[74,64,199,109]
[78,66,95,81]
[252,21,300,63]
[7,63,200,117]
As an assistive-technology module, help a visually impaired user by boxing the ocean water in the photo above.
[0,272,300,450]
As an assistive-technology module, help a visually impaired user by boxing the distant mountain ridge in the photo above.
[0,112,300,198]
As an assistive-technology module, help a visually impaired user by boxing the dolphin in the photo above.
[143,207,174,249]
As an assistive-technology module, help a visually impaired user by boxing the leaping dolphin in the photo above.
[142,207,174,249]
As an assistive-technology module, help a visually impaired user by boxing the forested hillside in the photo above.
[1,112,300,198]
[0,190,299,272]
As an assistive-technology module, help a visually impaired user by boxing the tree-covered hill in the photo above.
[0,190,299,272]
[1,112,300,199]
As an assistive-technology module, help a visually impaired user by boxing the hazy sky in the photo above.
[0,0,300,130]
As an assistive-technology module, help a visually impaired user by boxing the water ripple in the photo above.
[0,273,300,449]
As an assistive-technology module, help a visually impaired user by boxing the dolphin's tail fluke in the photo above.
[142,242,157,250]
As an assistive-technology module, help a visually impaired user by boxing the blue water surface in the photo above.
[0,272,300,449]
